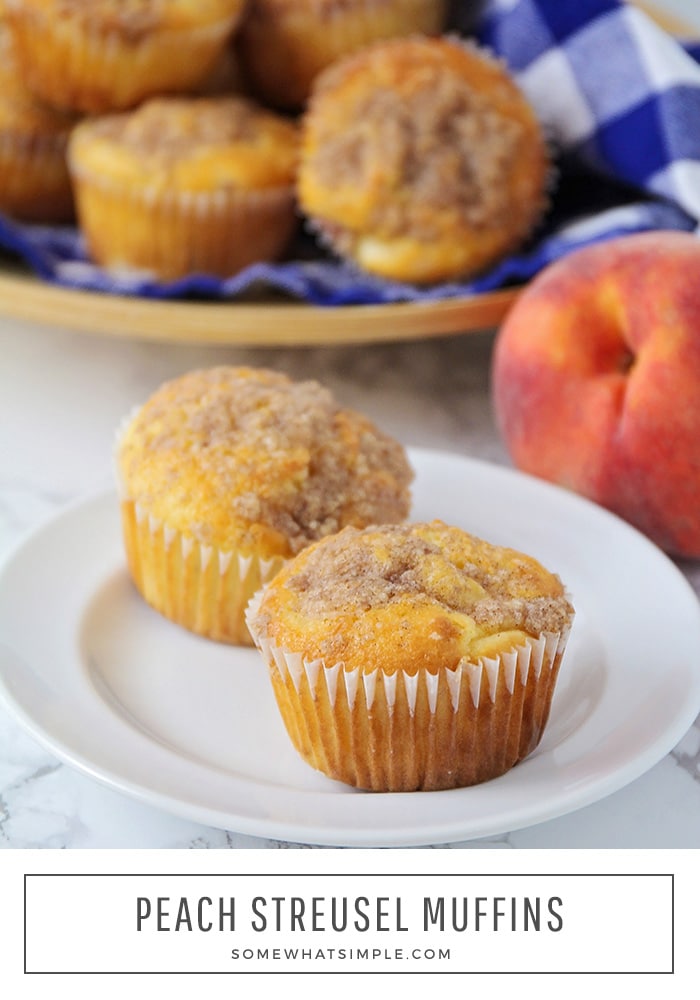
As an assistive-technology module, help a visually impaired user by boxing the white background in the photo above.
[2,848,697,997]
[22,867,672,974]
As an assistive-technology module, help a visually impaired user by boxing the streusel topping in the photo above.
[309,70,525,239]
[76,96,299,179]
[118,367,413,556]
[249,521,574,669]
[68,96,299,192]
[30,1,241,34]
[303,36,546,241]
[266,521,570,630]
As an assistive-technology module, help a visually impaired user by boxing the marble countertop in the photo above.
[1,312,699,850]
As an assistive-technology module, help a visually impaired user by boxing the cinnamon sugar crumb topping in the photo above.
[52,0,161,33]
[275,522,573,635]
[119,367,413,552]
[311,79,524,238]
[46,2,238,37]
[92,97,280,159]
[305,37,544,242]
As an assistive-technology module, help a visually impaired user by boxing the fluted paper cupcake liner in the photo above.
[246,589,570,790]
[115,409,288,645]
[5,4,241,112]
[120,498,286,645]
[69,163,297,280]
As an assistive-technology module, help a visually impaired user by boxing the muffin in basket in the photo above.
[4,0,247,113]
[246,520,574,791]
[68,96,299,281]
[237,0,449,110]
[0,27,76,222]
[115,367,414,646]
[298,35,550,284]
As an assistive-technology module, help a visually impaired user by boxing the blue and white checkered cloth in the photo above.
[2,0,699,304]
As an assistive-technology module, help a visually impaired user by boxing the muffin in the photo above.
[4,0,247,113]
[68,96,299,281]
[246,521,574,791]
[0,27,76,222]
[115,367,414,645]
[237,0,449,111]
[298,36,550,284]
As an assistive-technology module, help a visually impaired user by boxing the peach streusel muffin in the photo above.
[4,0,247,113]
[116,366,414,645]
[298,35,550,284]
[246,520,574,790]
[68,96,299,280]
[237,0,448,111]
[0,28,76,222]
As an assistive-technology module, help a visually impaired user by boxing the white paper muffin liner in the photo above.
[5,4,244,112]
[114,412,286,645]
[119,497,286,645]
[245,588,572,791]
[68,160,297,280]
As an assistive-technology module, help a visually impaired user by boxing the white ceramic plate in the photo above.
[1,448,699,847]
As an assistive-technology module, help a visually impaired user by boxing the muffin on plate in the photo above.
[246,520,574,790]
[3,0,247,113]
[298,35,550,284]
[237,0,449,111]
[0,27,77,222]
[68,96,299,280]
[115,366,414,646]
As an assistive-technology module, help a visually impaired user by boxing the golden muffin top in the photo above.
[117,366,414,558]
[249,520,573,672]
[298,36,549,282]
[68,96,299,191]
[6,1,244,33]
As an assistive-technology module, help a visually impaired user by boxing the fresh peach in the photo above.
[491,231,700,557]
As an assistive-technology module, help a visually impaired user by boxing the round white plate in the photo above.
[1,448,700,847]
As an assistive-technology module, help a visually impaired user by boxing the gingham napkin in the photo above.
[1,0,699,304]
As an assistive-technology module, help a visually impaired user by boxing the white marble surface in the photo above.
[1,314,699,850]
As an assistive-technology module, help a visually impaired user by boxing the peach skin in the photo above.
[491,231,700,558]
